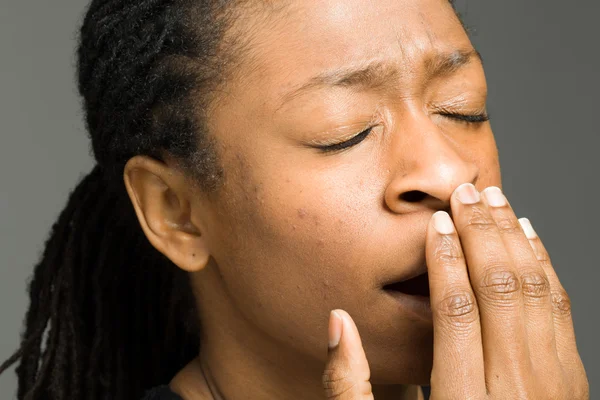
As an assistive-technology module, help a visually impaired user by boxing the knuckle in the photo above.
[435,290,479,327]
[322,369,354,398]
[496,217,522,234]
[322,369,372,399]
[551,289,572,316]
[434,235,463,265]
[520,270,551,299]
[464,206,497,232]
[478,267,521,301]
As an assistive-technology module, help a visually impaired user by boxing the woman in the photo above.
[0,0,589,399]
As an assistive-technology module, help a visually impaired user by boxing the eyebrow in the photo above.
[277,49,483,109]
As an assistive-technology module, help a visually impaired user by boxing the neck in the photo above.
[173,267,424,400]
[171,356,423,400]
[171,320,423,400]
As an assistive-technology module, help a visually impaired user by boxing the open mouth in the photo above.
[383,272,430,297]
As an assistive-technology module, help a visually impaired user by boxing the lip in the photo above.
[384,289,433,323]
[381,262,429,288]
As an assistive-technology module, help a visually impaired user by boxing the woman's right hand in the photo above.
[321,185,589,399]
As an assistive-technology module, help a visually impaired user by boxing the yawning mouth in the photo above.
[383,272,430,297]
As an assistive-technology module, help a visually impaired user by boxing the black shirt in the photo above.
[142,385,183,400]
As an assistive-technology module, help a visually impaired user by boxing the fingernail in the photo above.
[482,186,507,207]
[455,183,480,204]
[433,211,455,235]
[519,218,538,239]
[328,310,343,349]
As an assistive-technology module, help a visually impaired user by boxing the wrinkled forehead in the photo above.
[220,0,470,116]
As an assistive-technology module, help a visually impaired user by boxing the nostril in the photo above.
[400,191,427,203]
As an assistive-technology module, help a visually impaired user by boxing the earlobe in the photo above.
[170,234,212,272]
[123,156,211,272]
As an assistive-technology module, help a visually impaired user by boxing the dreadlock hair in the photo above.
[0,0,251,398]
[0,0,467,399]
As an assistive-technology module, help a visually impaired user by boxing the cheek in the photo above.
[233,170,380,281]
[205,161,388,353]
[213,154,386,304]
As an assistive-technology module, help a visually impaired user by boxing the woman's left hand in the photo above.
[322,184,589,399]
[424,184,590,398]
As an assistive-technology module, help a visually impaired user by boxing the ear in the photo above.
[123,155,211,272]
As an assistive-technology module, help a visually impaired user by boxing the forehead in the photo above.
[222,0,471,115]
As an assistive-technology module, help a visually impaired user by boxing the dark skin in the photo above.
[123,0,588,398]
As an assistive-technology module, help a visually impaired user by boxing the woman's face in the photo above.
[193,0,500,384]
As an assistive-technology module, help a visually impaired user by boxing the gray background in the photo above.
[1,0,598,397]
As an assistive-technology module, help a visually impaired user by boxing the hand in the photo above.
[322,184,589,399]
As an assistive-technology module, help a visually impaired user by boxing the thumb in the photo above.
[322,309,375,399]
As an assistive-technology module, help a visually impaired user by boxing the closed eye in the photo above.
[314,112,488,153]
[315,126,375,153]
[440,112,490,123]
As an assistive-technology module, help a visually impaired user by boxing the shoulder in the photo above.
[141,385,184,400]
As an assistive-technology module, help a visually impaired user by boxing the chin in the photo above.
[365,323,434,386]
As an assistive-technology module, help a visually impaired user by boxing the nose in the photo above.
[383,115,480,215]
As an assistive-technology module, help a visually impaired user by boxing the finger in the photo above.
[451,183,530,391]
[426,211,487,399]
[323,310,374,400]
[518,219,585,376]
[480,188,560,374]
